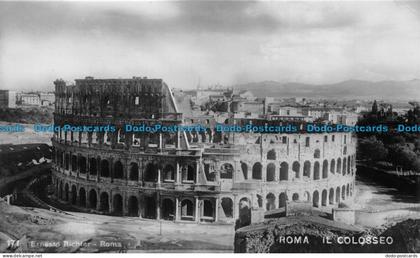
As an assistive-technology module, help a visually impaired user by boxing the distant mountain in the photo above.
[233,79,420,100]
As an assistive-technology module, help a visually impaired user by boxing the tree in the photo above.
[358,136,388,161]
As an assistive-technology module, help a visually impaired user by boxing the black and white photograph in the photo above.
[0,0,419,255]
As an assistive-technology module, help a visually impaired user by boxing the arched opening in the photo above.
[303,191,310,202]
[313,190,319,207]
[252,162,262,180]
[71,185,77,204]
[64,183,69,202]
[336,187,340,203]
[71,155,77,172]
[329,188,334,205]
[330,159,335,174]
[278,193,287,208]
[303,161,311,177]
[99,192,109,212]
[144,196,156,219]
[279,162,289,181]
[163,164,175,182]
[220,163,233,179]
[267,149,276,160]
[342,185,346,200]
[337,158,342,174]
[114,161,124,179]
[65,154,70,170]
[89,189,97,209]
[343,158,347,176]
[238,198,251,228]
[181,199,194,220]
[292,193,299,201]
[314,149,320,158]
[321,189,327,206]
[144,163,157,182]
[203,200,214,218]
[182,165,195,182]
[79,156,87,174]
[257,194,263,208]
[322,160,328,179]
[59,181,63,199]
[314,161,320,180]
[129,162,139,181]
[128,196,139,217]
[266,193,276,211]
[221,198,233,218]
[347,156,351,174]
[161,199,174,220]
[100,160,110,177]
[346,184,350,197]
[241,162,248,179]
[78,188,86,207]
[292,161,300,178]
[89,158,97,175]
[112,194,123,215]
[266,163,275,182]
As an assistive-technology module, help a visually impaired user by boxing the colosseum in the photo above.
[51,76,356,225]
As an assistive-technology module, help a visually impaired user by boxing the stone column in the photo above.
[175,162,180,184]
[195,197,200,223]
[175,197,180,221]
[156,194,161,220]
[215,198,219,222]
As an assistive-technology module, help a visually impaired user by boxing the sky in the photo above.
[0,0,420,91]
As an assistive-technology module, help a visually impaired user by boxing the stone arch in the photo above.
[113,194,123,215]
[89,189,97,209]
[64,183,69,202]
[267,149,276,160]
[238,197,251,227]
[99,192,109,212]
[337,158,342,174]
[114,161,124,179]
[163,164,175,181]
[313,190,320,207]
[303,160,311,178]
[71,185,77,204]
[89,158,97,175]
[266,193,276,211]
[79,156,87,174]
[347,156,351,174]
[144,196,156,219]
[71,155,77,171]
[336,187,341,203]
[279,162,289,181]
[221,197,233,218]
[128,196,139,217]
[279,193,287,208]
[342,185,346,200]
[79,187,86,207]
[220,163,233,179]
[129,162,139,181]
[322,160,328,179]
[329,188,334,205]
[181,199,194,218]
[292,161,300,178]
[144,163,157,182]
[266,163,276,182]
[314,149,321,159]
[161,198,175,220]
[330,159,335,174]
[346,183,350,197]
[313,161,320,180]
[303,191,310,202]
[321,189,327,206]
[343,158,347,176]
[292,193,299,201]
[241,162,248,180]
[203,200,214,217]
[252,162,262,180]
[100,159,110,177]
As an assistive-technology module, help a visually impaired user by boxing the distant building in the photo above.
[39,93,55,106]
[0,90,16,108]
[19,93,41,106]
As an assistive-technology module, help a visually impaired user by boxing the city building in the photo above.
[0,90,16,108]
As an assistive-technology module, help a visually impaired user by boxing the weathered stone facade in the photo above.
[51,77,356,224]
